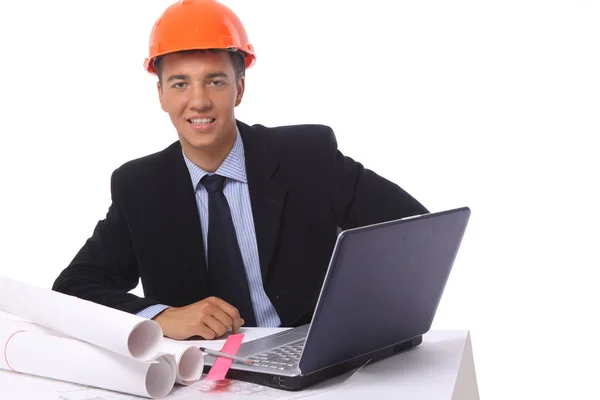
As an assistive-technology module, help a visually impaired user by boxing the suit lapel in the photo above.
[159,142,210,295]
[238,121,287,281]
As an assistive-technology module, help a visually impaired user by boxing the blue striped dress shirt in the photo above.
[136,129,282,327]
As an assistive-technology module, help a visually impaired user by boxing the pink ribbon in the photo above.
[205,333,245,381]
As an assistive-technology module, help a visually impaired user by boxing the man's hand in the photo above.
[154,297,245,340]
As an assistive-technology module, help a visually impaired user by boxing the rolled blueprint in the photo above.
[159,340,205,385]
[0,276,162,361]
[0,318,176,398]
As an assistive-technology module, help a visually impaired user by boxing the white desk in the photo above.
[0,329,479,399]
[304,329,480,400]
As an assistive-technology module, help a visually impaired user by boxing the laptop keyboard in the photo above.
[236,339,305,371]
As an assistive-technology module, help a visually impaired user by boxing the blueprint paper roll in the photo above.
[159,342,205,385]
[0,276,162,361]
[0,319,176,398]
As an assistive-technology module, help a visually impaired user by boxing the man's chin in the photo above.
[179,134,216,150]
[177,125,235,154]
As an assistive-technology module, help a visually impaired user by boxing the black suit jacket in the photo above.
[52,121,428,327]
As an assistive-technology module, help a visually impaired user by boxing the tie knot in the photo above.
[201,174,226,193]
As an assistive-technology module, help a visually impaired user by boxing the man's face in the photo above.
[157,51,244,155]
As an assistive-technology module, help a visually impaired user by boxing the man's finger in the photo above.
[207,297,240,318]
[232,318,244,333]
[208,297,245,333]
[210,307,234,333]
[202,315,229,339]
[207,297,244,329]
[194,323,219,340]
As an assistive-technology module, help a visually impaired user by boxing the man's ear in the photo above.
[235,75,245,107]
[157,81,167,112]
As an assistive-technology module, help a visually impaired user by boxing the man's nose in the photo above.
[189,84,212,110]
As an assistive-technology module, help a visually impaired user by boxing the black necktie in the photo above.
[201,174,257,326]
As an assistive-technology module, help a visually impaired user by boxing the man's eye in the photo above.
[209,80,225,87]
[172,82,186,88]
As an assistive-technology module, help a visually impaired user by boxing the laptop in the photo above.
[202,207,471,390]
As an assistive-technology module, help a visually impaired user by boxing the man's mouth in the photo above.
[188,118,215,125]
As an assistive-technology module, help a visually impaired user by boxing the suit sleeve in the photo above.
[323,126,429,229]
[52,168,159,314]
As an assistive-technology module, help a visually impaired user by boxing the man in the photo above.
[52,0,428,340]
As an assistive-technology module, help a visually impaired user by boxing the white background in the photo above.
[0,0,599,398]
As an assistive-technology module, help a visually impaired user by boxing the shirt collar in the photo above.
[182,127,247,191]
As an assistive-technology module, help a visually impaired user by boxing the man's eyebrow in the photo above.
[206,72,229,79]
[166,74,190,83]
[166,72,230,83]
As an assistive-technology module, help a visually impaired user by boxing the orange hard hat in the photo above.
[143,0,256,74]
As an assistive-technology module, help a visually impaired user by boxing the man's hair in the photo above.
[154,49,246,85]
